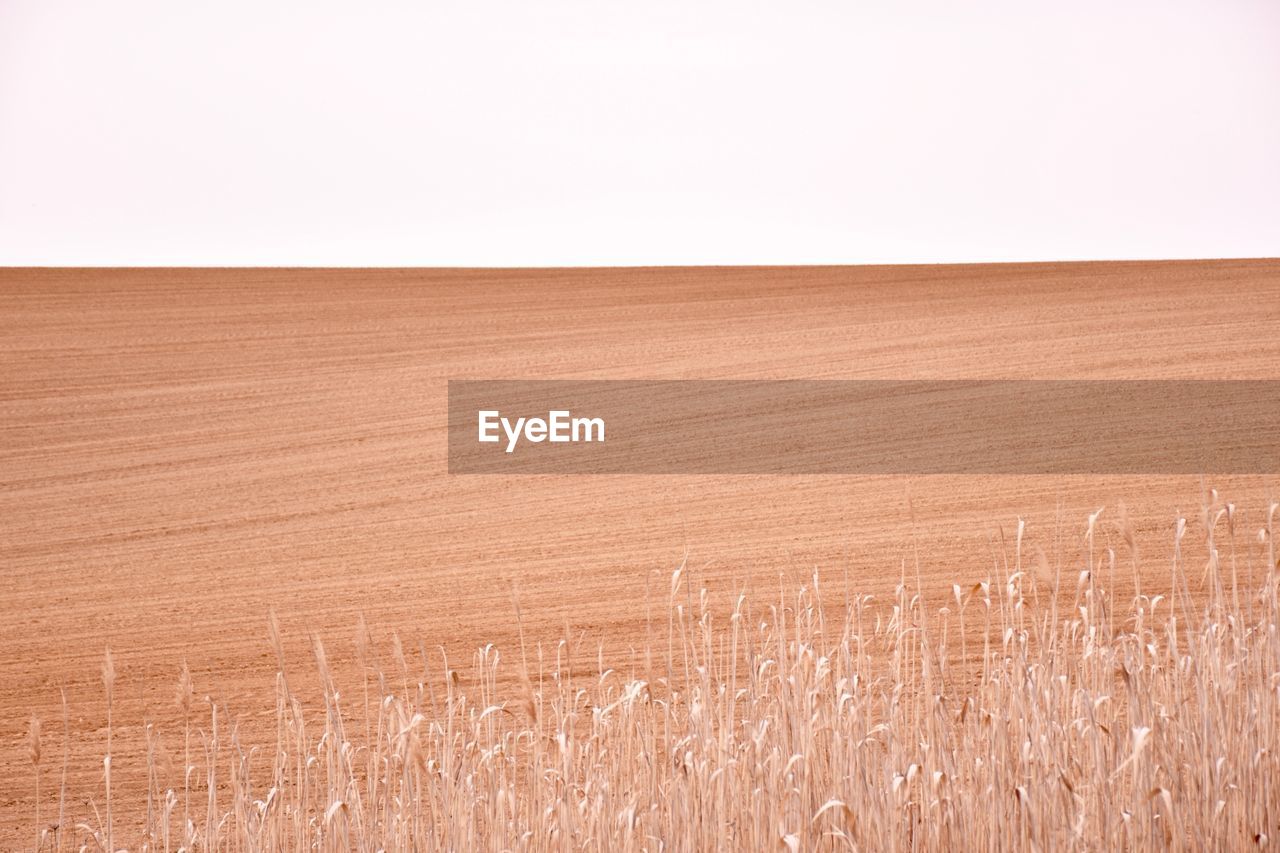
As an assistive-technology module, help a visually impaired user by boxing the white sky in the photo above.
[2,1,1277,265]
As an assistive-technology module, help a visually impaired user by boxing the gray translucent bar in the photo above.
[447,380,1280,474]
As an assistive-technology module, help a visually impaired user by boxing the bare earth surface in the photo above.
[2,261,1279,841]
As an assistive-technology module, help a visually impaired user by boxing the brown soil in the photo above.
[2,261,1278,840]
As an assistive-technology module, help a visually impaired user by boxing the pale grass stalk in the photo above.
[57,688,68,853]
[101,648,114,853]
[29,715,42,851]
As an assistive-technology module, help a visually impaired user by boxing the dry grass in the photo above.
[26,499,1280,851]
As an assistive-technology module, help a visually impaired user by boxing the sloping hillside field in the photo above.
[2,262,1279,848]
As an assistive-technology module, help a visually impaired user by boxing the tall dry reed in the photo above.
[29,501,1280,850]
